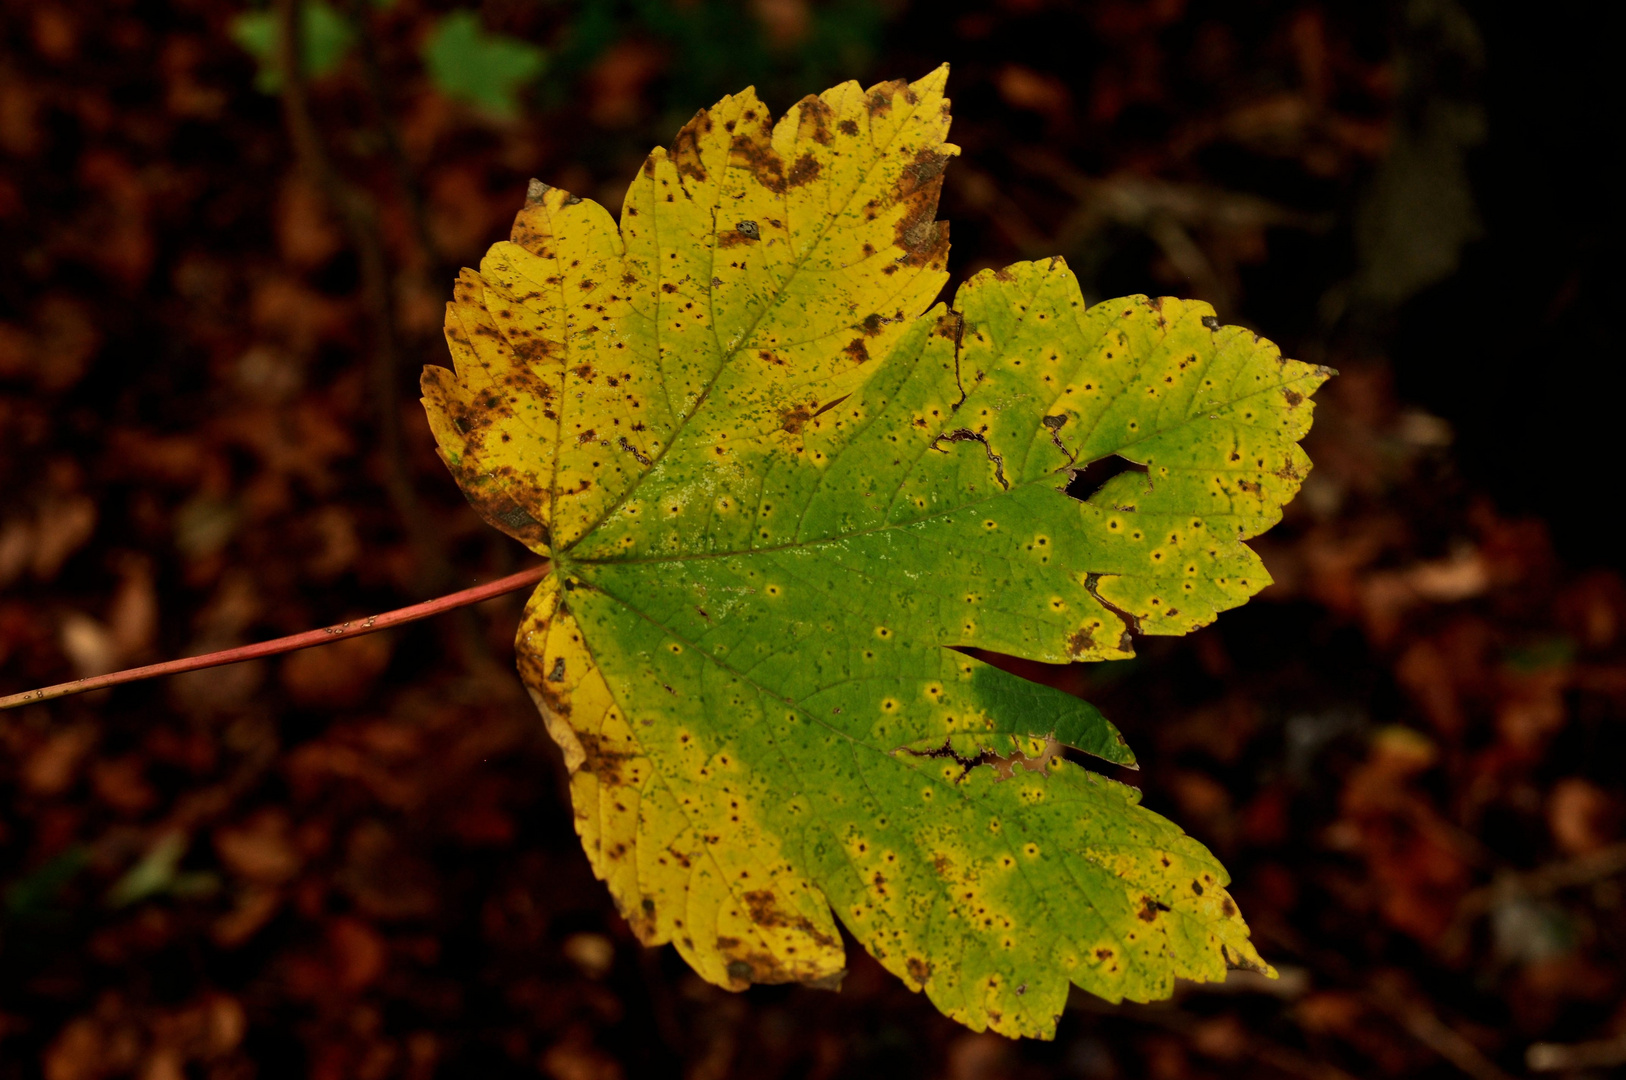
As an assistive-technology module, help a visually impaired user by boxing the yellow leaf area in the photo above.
[422,67,1332,1038]
[421,67,952,552]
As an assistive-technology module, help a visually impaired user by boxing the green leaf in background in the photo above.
[230,1,355,94]
[105,831,219,908]
[423,10,547,119]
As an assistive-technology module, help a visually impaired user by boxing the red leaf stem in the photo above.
[0,563,550,711]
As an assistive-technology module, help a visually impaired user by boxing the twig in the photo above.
[274,0,443,594]
[1366,981,1516,1080]
[0,565,548,710]
[1441,841,1626,956]
[336,0,446,275]
[1256,926,1521,1080]
[1071,996,1361,1080]
[1479,842,1626,903]
[1528,1033,1626,1072]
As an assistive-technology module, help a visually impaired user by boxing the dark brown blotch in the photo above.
[899,148,951,197]
[574,731,637,787]
[786,153,821,188]
[742,889,840,949]
[729,132,786,194]
[671,109,710,182]
[797,96,835,144]
[865,79,905,115]
[780,402,814,434]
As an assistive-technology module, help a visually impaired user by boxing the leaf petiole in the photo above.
[0,564,550,711]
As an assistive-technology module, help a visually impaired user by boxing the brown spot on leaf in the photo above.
[906,957,932,983]
[574,732,637,787]
[843,338,869,364]
[899,148,951,197]
[838,118,859,135]
[742,889,840,949]
[671,110,710,182]
[797,96,835,144]
[779,403,814,434]
[786,153,821,187]
[893,184,950,269]
[1284,389,1304,406]
[428,435,550,549]
[729,132,786,193]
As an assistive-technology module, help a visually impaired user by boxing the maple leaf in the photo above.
[421,66,1330,1038]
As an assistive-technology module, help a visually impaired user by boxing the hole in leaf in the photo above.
[1066,455,1148,502]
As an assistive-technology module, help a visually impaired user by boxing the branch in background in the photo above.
[337,0,447,277]
[1527,1033,1626,1072]
[1365,975,1517,1080]
[1440,841,1626,958]
[1071,994,1363,1080]
[962,147,1330,319]
[1254,923,1522,1080]
[274,0,444,594]
[0,565,548,711]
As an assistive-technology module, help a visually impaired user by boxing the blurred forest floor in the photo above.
[1,1,1622,1078]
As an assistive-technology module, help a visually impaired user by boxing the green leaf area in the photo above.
[421,70,1328,1038]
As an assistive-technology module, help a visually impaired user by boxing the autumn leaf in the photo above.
[421,66,1330,1038]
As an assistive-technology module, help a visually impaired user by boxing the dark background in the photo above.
[2,2,1622,1078]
